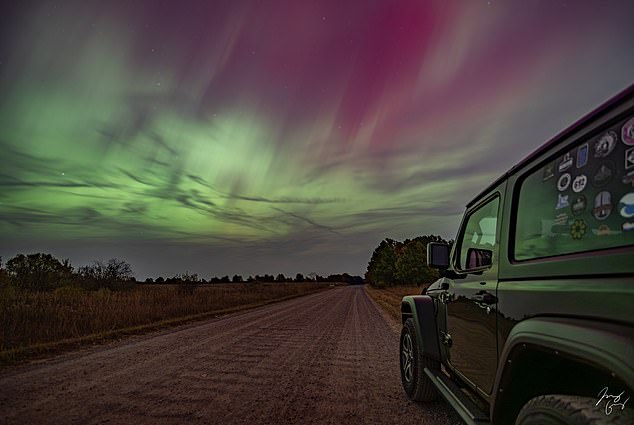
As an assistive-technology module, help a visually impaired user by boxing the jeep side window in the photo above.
[515,114,634,260]
[457,197,499,271]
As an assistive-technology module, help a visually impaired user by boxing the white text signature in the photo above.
[596,387,629,416]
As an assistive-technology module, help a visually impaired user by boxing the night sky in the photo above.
[1,1,633,279]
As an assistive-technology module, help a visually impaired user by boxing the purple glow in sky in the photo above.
[0,1,633,279]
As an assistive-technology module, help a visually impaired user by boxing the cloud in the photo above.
[271,207,341,236]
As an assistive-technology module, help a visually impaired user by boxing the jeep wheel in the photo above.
[399,318,438,402]
[515,394,634,425]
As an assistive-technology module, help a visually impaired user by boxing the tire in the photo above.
[399,318,439,402]
[515,394,634,425]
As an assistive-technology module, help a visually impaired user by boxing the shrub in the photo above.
[77,259,134,290]
[6,253,73,291]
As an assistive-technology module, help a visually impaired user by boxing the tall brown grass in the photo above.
[365,285,421,324]
[0,283,327,356]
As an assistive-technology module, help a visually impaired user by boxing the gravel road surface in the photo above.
[0,285,462,425]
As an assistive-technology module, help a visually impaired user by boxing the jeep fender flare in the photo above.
[401,295,441,363]
[491,316,634,418]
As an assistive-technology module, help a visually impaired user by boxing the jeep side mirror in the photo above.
[427,242,450,269]
[466,247,493,270]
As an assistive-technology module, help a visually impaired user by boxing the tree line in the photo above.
[0,253,135,292]
[1,234,451,292]
[0,253,364,292]
[365,235,453,288]
[144,273,363,285]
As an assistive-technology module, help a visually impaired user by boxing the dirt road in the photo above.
[0,285,462,425]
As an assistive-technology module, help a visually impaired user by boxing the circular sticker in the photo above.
[593,191,613,221]
[593,131,617,158]
[592,160,615,187]
[570,195,587,216]
[622,117,634,146]
[557,173,571,191]
[618,192,634,218]
[572,174,587,193]
[570,219,587,240]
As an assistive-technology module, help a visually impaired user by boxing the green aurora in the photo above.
[1,1,633,278]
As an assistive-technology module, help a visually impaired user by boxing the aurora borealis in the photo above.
[1,1,633,279]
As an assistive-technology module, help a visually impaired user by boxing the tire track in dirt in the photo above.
[0,286,462,424]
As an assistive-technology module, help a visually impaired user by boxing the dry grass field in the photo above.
[0,282,329,363]
[364,285,421,323]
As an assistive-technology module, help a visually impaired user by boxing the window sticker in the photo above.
[515,115,634,261]
[592,161,615,187]
[570,219,587,240]
[618,193,634,218]
[557,173,571,191]
[576,143,589,168]
[543,162,555,181]
[554,213,569,226]
[593,191,613,221]
[626,147,634,170]
[572,174,587,192]
[571,195,587,216]
[552,213,570,234]
[593,131,617,158]
[594,224,611,236]
[622,117,634,146]
[556,194,569,209]
[558,152,573,172]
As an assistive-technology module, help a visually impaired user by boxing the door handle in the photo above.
[439,292,451,304]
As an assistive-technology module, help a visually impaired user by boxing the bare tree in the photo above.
[78,258,133,290]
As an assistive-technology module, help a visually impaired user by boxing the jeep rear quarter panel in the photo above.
[491,86,634,422]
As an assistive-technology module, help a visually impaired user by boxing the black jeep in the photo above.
[400,85,634,425]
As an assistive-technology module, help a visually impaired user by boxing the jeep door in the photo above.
[444,186,503,397]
